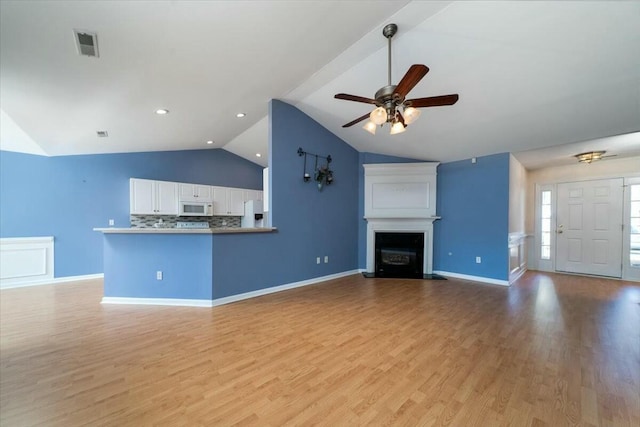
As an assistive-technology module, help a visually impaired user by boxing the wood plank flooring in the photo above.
[1,272,639,426]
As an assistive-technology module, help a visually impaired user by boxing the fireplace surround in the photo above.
[363,163,440,277]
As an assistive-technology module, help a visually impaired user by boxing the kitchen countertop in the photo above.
[93,227,277,234]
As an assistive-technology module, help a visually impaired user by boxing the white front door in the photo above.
[556,178,624,277]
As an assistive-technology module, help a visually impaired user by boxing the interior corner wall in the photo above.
[357,152,423,269]
[509,154,527,234]
[0,149,263,278]
[433,153,510,281]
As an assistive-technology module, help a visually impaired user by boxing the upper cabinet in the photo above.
[243,189,263,202]
[179,183,213,202]
[130,179,178,215]
[131,178,258,216]
[213,186,246,216]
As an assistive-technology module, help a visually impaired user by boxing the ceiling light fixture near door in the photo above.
[334,23,459,135]
[206,140,214,145]
[256,153,262,158]
[155,109,169,115]
[236,112,246,118]
[74,30,99,57]
[575,151,606,164]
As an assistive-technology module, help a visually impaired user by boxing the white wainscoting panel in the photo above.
[364,163,438,218]
[508,232,528,284]
[0,237,54,288]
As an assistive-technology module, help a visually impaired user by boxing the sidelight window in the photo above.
[541,190,552,260]
[630,184,640,267]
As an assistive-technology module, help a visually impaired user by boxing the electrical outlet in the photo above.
[471,157,477,164]
[475,256,481,264]
[316,257,321,264]
[156,271,163,280]
[108,219,114,226]
[324,255,329,263]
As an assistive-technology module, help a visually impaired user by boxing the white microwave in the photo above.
[178,200,213,217]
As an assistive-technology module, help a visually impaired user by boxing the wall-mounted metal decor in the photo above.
[297,147,333,191]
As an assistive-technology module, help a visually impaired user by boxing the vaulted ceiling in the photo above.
[1,1,639,169]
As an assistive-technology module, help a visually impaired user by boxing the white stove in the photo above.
[175,221,210,229]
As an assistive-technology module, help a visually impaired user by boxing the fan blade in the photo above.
[334,93,377,105]
[394,64,429,98]
[342,113,371,128]
[396,111,406,127]
[406,94,459,108]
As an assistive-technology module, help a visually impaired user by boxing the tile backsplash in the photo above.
[130,215,241,228]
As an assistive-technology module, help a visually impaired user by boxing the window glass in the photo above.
[540,190,552,260]
[631,184,640,267]
[541,246,551,259]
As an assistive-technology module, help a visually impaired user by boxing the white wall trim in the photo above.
[100,269,361,307]
[1,273,104,290]
[210,269,359,307]
[102,297,214,307]
[1,236,54,287]
[433,270,510,287]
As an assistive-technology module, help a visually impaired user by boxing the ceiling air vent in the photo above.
[74,30,99,57]
[96,131,108,137]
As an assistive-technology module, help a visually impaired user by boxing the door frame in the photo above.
[533,176,640,281]
[623,176,640,281]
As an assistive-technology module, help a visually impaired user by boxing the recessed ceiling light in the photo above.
[256,153,262,158]
[155,109,169,115]
[236,112,246,118]
[206,140,214,145]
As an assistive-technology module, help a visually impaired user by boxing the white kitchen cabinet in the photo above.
[178,183,213,202]
[130,179,178,215]
[243,189,264,203]
[212,186,245,216]
[228,188,245,215]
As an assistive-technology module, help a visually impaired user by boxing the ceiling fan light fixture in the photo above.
[370,106,387,125]
[363,121,377,135]
[390,121,406,135]
[403,106,421,125]
[575,151,606,164]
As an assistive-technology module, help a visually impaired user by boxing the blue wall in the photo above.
[99,100,361,300]
[357,152,422,269]
[0,149,263,278]
[208,99,360,298]
[104,234,213,299]
[433,153,510,280]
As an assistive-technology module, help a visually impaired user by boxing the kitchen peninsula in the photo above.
[95,226,277,306]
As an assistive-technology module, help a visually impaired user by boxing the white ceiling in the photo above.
[1,1,639,169]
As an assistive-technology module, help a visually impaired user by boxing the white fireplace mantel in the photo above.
[363,163,439,275]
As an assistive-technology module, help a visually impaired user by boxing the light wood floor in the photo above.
[1,272,639,426]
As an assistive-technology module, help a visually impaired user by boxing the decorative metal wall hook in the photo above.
[298,147,334,190]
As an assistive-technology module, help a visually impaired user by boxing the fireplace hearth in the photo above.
[375,232,424,278]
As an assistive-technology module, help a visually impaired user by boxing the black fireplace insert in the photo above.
[375,232,424,278]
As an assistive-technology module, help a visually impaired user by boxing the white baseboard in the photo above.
[433,270,510,287]
[0,273,104,290]
[101,297,214,307]
[101,269,361,308]
[509,268,527,284]
[210,269,359,307]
